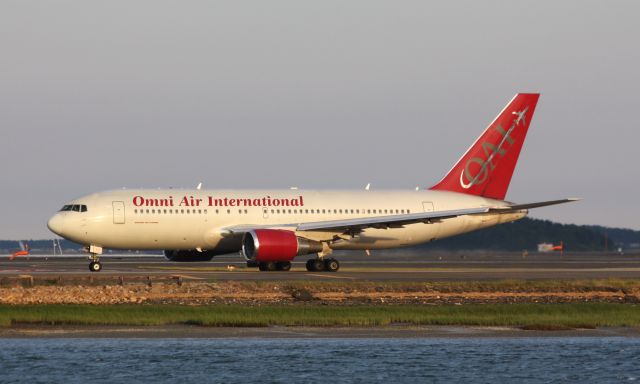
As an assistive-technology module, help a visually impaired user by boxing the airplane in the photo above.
[9,241,30,261]
[538,241,564,253]
[47,93,578,272]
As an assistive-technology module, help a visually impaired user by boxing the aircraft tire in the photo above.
[305,259,315,271]
[89,261,102,272]
[324,258,340,272]
[277,261,291,271]
[312,259,325,272]
[259,262,278,271]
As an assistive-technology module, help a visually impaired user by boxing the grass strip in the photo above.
[1,303,639,328]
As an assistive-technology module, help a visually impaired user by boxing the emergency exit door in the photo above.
[113,201,125,224]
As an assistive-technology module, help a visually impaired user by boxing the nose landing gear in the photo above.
[89,260,102,272]
[87,245,103,273]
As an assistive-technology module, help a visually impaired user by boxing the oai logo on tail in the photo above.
[459,108,527,189]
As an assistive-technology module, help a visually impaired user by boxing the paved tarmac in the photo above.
[1,252,639,281]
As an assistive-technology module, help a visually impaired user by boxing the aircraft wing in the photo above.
[223,207,490,235]
[222,198,579,236]
[295,207,490,232]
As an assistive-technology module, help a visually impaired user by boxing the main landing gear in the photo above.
[249,258,340,272]
[306,258,340,272]
[257,261,292,272]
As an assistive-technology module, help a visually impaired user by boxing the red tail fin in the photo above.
[430,93,540,200]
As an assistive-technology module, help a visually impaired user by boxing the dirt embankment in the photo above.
[2,279,640,305]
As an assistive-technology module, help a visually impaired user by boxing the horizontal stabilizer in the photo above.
[491,198,580,212]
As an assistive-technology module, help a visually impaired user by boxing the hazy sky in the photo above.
[1,1,638,239]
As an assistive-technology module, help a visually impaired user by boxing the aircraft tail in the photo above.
[430,93,540,200]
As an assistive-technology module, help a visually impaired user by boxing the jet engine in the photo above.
[241,229,323,262]
[164,250,216,262]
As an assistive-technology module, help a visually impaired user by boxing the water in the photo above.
[1,337,639,383]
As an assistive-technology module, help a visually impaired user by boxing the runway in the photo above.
[2,252,640,281]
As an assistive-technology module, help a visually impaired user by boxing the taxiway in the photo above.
[1,252,639,281]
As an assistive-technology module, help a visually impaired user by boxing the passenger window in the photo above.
[240,209,243,214]
[227,209,230,214]
[215,209,219,214]
[407,209,411,213]
[245,209,248,214]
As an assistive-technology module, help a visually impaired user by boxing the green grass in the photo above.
[1,303,639,329]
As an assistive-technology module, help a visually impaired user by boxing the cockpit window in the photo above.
[59,204,87,212]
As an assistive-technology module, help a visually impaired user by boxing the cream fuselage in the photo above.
[47,189,526,254]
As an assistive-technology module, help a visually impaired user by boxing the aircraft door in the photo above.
[422,201,434,212]
[262,207,269,219]
[113,201,125,224]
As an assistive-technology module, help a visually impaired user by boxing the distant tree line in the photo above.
[416,218,618,252]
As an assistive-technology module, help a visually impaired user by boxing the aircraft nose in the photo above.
[47,214,65,236]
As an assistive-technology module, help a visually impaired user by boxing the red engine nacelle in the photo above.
[242,229,323,262]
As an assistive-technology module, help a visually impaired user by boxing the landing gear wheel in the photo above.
[277,261,292,271]
[89,261,102,272]
[324,258,340,272]
[305,259,326,272]
[259,262,278,271]
[306,259,315,272]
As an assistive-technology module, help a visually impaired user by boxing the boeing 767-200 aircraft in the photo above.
[47,93,577,272]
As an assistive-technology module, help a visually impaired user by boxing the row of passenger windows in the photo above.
[59,204,88,212]
[267,208,411,215]
[133,208,411,215]
[135,208,209,215]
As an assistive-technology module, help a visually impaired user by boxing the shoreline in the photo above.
[2,324,639,339]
